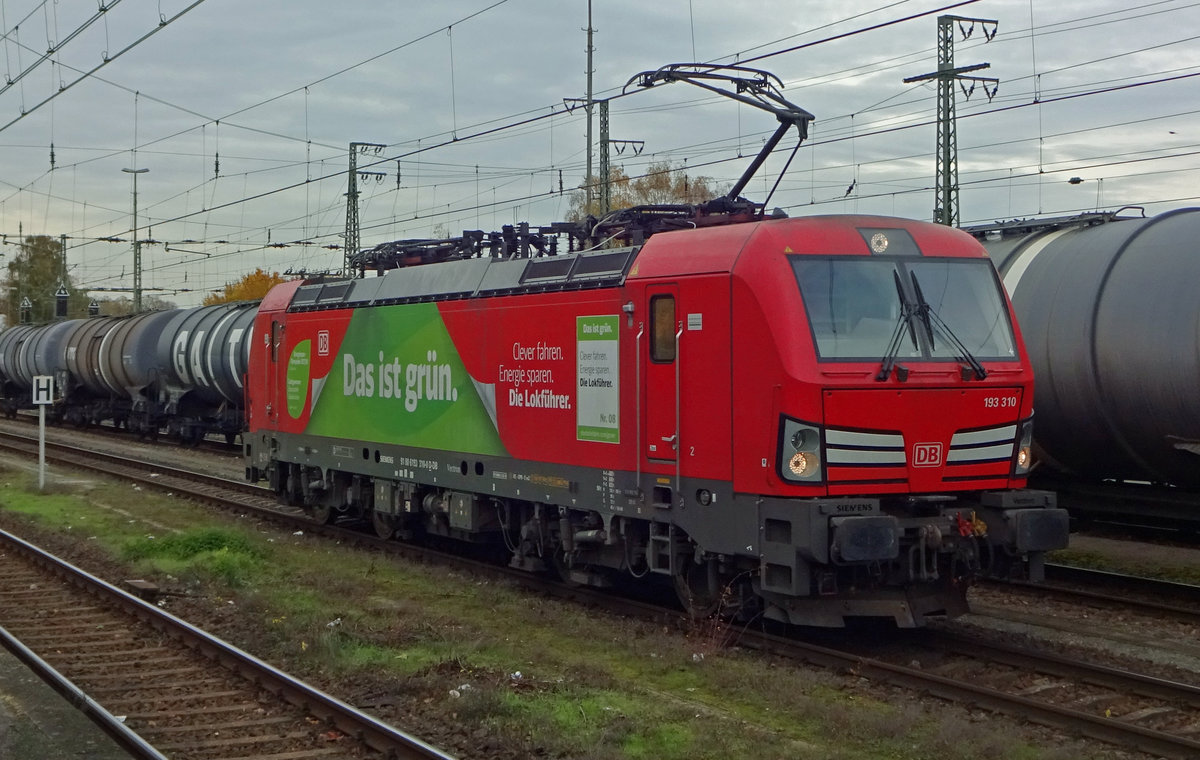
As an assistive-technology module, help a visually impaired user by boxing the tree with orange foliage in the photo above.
[566,160,721,221]
[202,268,289,305]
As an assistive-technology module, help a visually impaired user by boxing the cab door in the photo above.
[268,319,283,424]
[644,286,679,462]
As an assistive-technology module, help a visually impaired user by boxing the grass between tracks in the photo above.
[0,466,1087,760]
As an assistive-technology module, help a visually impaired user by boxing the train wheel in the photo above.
[371,510,396,539]
[674,561,724,620]
[309,503,334,524]
[277,464,303,507]
[550,548,580,585]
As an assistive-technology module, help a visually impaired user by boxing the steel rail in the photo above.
[1046,563,1200,604]
[0,623,168,760]
[982,566,1200,627]
[739,628,1200,760]
[0,428,265,499]
[0,528,456,760]
[925,629,1200,705]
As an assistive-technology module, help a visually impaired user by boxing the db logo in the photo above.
[317,330,330,357]
[913,442,943,468]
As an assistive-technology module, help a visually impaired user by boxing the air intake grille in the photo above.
[825,428,905,467]
[948,424,1017,465]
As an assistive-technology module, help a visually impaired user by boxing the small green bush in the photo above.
[122,527,260,561]
[121,527,264,586]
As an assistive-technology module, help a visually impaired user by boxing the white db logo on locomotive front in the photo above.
[913,442,943,468]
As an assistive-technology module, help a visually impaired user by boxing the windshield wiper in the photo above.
[910,271,988,380]
[876,270,918,382]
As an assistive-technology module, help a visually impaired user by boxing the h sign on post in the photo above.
[33,375,54,405]
[33,375,53,491]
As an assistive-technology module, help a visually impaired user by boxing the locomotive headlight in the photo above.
[779,417,824,483]
[1016,446,1031,469]
[788,451,819,477]
[791,428,815,451]
[1013,417,1034,476]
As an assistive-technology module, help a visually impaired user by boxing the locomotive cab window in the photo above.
[792,256,1017,362]
[793,258,907,360]
[906,259,1017,360]
[650,295,676,362]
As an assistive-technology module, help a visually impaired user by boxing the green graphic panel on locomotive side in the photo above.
[576,315,620,443]
[304,303,506,456]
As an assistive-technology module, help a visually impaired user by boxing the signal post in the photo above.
[32,375,53,490]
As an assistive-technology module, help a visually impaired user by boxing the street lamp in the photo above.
[122,167,149,313]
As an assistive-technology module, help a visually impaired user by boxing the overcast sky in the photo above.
[2,0,1198,307]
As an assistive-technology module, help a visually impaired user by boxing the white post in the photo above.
[38,404,46,491]
[32,375,53,491]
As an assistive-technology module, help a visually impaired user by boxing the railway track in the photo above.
[742,625,1200,759]
[0,426,269,505]
[0,529,455,760]
[5,425,1200,758]
[8,409,242,456]
[765,625,1200,760]
[990,565,1200,629]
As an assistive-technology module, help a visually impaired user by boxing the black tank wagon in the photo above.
[972,208,1200,501]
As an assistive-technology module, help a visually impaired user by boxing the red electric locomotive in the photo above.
[243,65,1067,626]
[244,211,1067,627]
